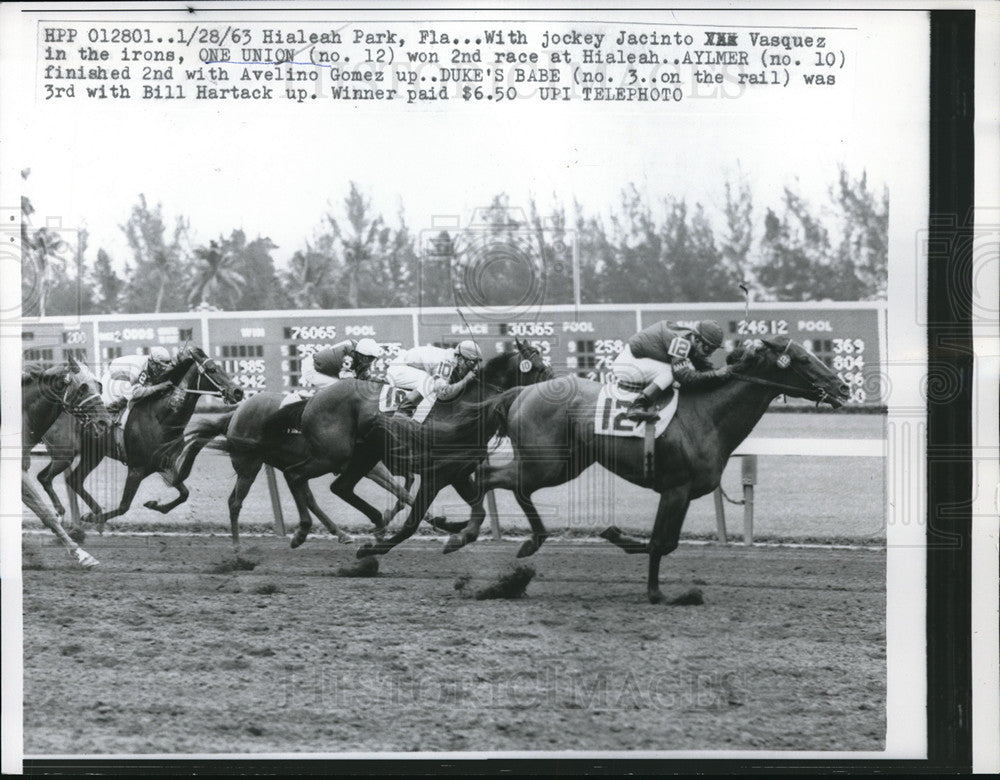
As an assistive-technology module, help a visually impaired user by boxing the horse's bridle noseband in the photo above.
[729,341,832,404]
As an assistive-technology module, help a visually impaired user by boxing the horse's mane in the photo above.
[22,361,70,384]
[481,349,517,386]
[161,350,198,383]
[726,336,792,372]
[22,361,49,382]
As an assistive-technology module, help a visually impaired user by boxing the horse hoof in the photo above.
[337,534,355,545]
[289,533,307,549]
[599,526,622,541]
[67,527,87,545]
[443,534,465,554]
[72,549,100,569]
[516,539,538,559]
[79,512,96,526]
[143,500,159,511]
[356,544,377,559]
[647,589,666,605]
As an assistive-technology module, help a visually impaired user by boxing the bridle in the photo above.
[173,351,234,398]
[62,376,106,429]
[728,341,834,405]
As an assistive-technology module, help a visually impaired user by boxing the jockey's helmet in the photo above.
[455,340,483,364]
[146,346,172,380]
[148,345,171,367]
[693,320,724,352]
[354,338,383,358]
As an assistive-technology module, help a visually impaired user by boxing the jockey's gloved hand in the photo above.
[714,365,732,378]
[153,381,174,396]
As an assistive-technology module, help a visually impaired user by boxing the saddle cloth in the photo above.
[593,383,678,438]
[280,392,304,409]
[378,385,435,423]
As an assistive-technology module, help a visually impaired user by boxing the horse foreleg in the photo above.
[300,485,353,544]
[599,526,650,554]
[23,474,98,568]
[366,461,414,526]
[331,453,391,537]
[285,474,319,549]
[37,459,70,517]
[143,480,189,514]
[65,454,104,529]
[81,466,146,532]
[442,472,487,553]
[645,487,691,605]
[356,477,439,558]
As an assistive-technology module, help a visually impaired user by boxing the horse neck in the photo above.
[688,376,779,458]
[23,380,62,446]
[161,364,201,424]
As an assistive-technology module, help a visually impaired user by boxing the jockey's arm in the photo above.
[672,359,730,389]
[432,369,477,401]
[130,380,173,401]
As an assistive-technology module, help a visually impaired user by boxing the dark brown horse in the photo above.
[352,340,554,559]
[39,345,243,532]
[178,391,414,552]
[444,337,850,603]
[22,358,111,567]
[182,339,550,554]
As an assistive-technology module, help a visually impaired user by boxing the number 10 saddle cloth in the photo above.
[594,383,679,438]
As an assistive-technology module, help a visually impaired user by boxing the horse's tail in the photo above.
[376,387,525,470]
[186,411,236,443]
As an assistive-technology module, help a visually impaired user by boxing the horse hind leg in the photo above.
[228,466,261,554]
[442,472,487,554]
[301,486,353,544]
[23,475,99,568]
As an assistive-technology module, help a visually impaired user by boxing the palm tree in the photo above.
[25,226,67,317]
[188,238,246,310]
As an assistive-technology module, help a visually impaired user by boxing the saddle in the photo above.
[378,385,436,423]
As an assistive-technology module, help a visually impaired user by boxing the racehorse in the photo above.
[182,340,550,549]
[352,339,554,560]
[22,358,112,567]
[184,339,551,553]
[440,337,851,603]
[177,391,416,553]
[39,345,243,532]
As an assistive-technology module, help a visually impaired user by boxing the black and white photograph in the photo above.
[1,1,996,772]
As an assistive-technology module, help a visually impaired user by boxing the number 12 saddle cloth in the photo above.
[594,383,679,438]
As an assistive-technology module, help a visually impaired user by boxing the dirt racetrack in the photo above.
[22,534,885,755]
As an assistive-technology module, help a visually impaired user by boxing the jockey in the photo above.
[299,338,383,388]
[388,339,483,417]
[102,346,175,415]
[612,319,730,422]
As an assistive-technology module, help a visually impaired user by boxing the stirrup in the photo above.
[625,408,658,423]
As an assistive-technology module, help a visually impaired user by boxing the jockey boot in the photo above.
[624,383,663,423]
[394,389,423,418]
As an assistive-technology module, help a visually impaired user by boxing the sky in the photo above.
[13,8,917,274]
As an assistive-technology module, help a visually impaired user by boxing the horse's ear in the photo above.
[67,354,80,372]
[513,336,524,352]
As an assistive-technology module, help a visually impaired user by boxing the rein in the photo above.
[727,371,807,396]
